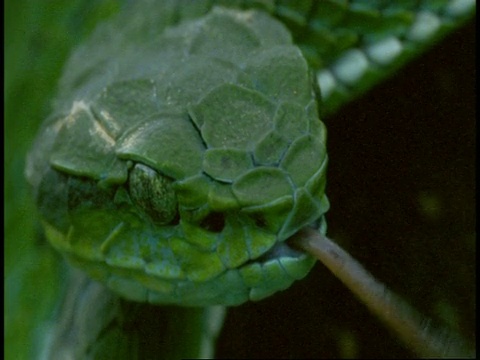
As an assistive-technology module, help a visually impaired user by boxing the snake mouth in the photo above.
[252,236,306,264]
[233,230,311,279]
[254,216,326,264]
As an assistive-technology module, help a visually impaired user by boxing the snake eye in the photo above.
[199,212,225,233]
[128,163,178,225]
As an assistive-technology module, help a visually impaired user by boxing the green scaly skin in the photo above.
[5,0,474,359]
[26,7,329,307]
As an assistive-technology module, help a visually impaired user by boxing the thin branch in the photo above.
[291,227,475,359]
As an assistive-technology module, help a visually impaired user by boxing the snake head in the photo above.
[26,7,329,306]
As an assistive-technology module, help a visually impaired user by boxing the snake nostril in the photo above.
[199,212,225,233]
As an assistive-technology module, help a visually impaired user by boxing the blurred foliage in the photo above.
[5,2,122,359]
[5,1,474,358]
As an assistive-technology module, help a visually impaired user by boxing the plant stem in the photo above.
[291,227,475,359]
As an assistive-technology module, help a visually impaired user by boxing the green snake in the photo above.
[13,0,475,358]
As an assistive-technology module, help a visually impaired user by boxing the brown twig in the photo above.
[291,227,475,359]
